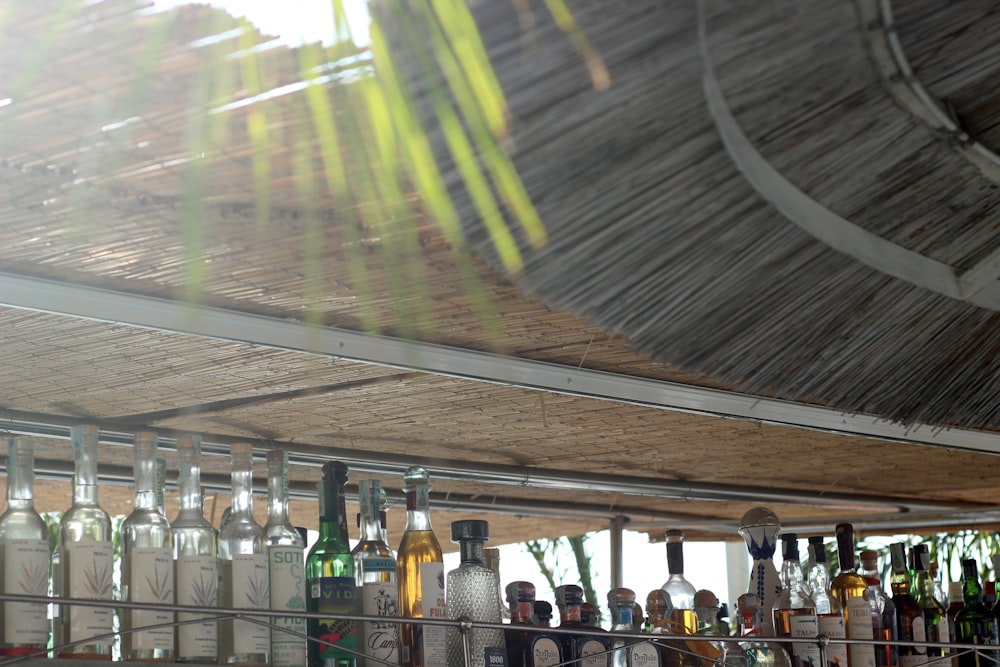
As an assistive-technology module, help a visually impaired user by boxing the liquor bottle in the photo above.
[859,550,898,667]
[379,488,392,555]
[0,436,50,657]
[121,431,175,661]
[609,587,661,667]
[307,460,358,667]
[155,456,167,515]
[948,582,965,643]
[353,479,401,667]
[739,508,782,636]
[739,594,792,667]
[631,603,645,633]
[888,543,926,667]
[527,600,563,666]
[555,584,611,667]
[954,559,1000,667]
[806,537,830,599]
[912,545,950,667]
[396,466,446,667]
[831,524,875,667]
[772,534,821,667]
[807,537,848,667]
[218,442,269,666]
[445,520,506,667]
[264,449,308,667]
[984,582,997,612]
[931,563,948,608]
[485,547,513,622]
[506,581,536,667]
[333,461,351,545]
[55,424,114,660]
[661,529,698,635]
[691,589,724,666]
[171,435,219,663]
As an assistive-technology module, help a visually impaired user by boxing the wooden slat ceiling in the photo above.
[1,0,999,546]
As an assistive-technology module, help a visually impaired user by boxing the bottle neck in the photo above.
[511,601,534,623]
[459,538,486,565]
[266,457,291,527]
[890,569,913,596]
[611,606,633,631]
[667,541,685,575]
[781,558,806,590]
[230,454,254,518]
[73,430,100,506]
[6,439,36,508]
[177,447,203,512]
[358,481,384,543]
[403,486,434,532]
[133,440,158,510]
[560,604,583,625]
[318,477,347,547]
[963,576,983,605]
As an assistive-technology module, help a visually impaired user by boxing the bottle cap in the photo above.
[505,581,536,604]
[889,542,908,572]
[231,441,253,457]
[134,431,157,454]
[860,549,879,569]
[781,534,800,560]
[912,544,930,571]
[694,589,719,608]
[949,581,964,599]
[266,449,285,464]
[646,589,672,615]
[177,435,196,451]
[533,600,553,621]
[322,460,348,481]
[402,466,431,489]
[809,536,828,563]
[451,519,489,542]
[835,523,857,569]
[554,584,584,608]
[608,587,637,607]
[962,559,979,581]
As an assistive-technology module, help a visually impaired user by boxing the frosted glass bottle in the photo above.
[445,520,506,667]
[265,449,308,667]
[218,442,269,666]
[56,424,114,660]
[172,434,219,663]
[353,479,400,667]
[121,431,175,661]
[0,436,50,657]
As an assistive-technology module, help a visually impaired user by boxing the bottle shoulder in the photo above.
[0,508,48,538]
[265,523,304,547]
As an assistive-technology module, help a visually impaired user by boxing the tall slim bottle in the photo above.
[912,545,950,667]
[396,467,446,667]
[806,538,848,667]
[353,479,400,667]
[954,559,1000,667]
[772,534,821,667]
[830,524,875,667]
[56,424,114,660]
[307,461,358,667]
[0,437,50,656]
[218,442,269,666]
[661,530,697,635]
[445,520,506,667]
[172,435,219,663]
[265,449,308,667]
[859,550,897,667]
[888,543,926,667]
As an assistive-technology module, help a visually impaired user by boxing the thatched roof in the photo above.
[1,0,999,546]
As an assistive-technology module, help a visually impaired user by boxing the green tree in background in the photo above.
[525,534,603,625]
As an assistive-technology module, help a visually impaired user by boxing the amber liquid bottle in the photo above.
[772,534,821,667]
[912,545,950,667]
[888,543,927,667]
[830,524,875,667]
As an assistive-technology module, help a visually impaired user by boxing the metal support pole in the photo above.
[610,515,627,589]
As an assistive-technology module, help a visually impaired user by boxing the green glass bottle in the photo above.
[307,461,358,667]
[954,559,1000,667]
[912,545,950,667]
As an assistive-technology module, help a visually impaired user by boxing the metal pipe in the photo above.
[610,515,626,589]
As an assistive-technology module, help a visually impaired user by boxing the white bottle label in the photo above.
[268,545,308,667]
[934,616,950,658]
[630,640,661,667]
[126,546,175,650]
[898,615,928,667]
[845,598,876,667]
[361,580,400,664]
[66,540,114,648]
[176,554,219,659]
[420,561,448,664]
[3,538,50,644]
[231,553,270,653]
[581,639,610,667]
[790,612,823,666]
[818,613,849,667]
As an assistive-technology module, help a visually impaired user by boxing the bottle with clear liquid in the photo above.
[218,442,269,666]
[830,524,875,667]
[859,550,897,667]
[445,520,506,667]
[609,587,661,667]
[0,436,50,656]
[888,543,926,667]
[397,467,446,667]
[265,449,308,667]
[353,479,401,667]
[912,545,950,667]
[172,435,219,663]
[661,529,698,635]
[555,584,611,667]
[307,461,358,667]
[954,559,1000,667]
[805,537,848,667]
[56,424,114,660]
[772,534,821,667]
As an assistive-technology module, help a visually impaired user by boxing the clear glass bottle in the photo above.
[954,559,1000,667]
[55,424,114,660]
[484,547,513,623]
[859,550,897,667]
[307,460,358,667]
[397,467,446,667]
[379,488,392,555]
[0,436,50,656]
[445,520,506,667]
[155,456,167,515]
[172,435,219,663]
[739,594,792,667]
[121,431,175,661]
[505,581,536,667]
[555,584,611,667]
[218,442,269,666]
[930,563,948,609]
[265,449,308,667]
[806,537,848,667]
[772,534,821,667]
[353,479,400,667]
[830,524,875,667]
[888,543,926,667]
[609,587,660,667]
[912,545,950,667]
[806,537,829,599]
[661,529,698,636]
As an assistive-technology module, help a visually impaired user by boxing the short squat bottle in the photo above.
[445,520,506,667]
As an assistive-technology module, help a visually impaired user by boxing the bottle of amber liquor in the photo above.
[830,524,875,667]
[772,534,821,667]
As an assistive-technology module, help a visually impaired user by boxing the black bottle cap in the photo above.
[889,542,908,573]
[781,534,799,560]
[962,559,979,581]
[835,523,856,570]
[533,600,553,621]
[555,584,584,608]
[451,519,489,543]
[912,544,929,571]
[322,460,349,482]
[808,536,827,563]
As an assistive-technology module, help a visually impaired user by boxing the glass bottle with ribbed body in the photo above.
[830,524,875,667]
[955,559,1000,667]
[172,435,219,663]
[397,467,446,667]
[265,449,308,667]
[484,547,512,623]
[307,460,358,667]
[0,437,50,656]
[445,520,506,667]
[121,432,175,661]
[912,545,950,667]
[805,538,848,667]
[353,479,400,667]
[661,530,698,635]
[859,550,897,667]
[218,442,269,666]
[772,535,821,667]
[888,543,926,667]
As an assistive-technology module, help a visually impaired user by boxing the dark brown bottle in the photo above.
[888,543,926,667]
[555,585,611,667]
[505,581,536,667]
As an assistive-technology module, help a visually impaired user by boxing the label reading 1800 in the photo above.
[485,646,507,667]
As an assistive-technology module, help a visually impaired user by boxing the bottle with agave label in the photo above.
[172,435,219,663]
[219,442,269,666]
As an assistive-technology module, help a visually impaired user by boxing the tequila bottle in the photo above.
[172,435,219,663]
[505,581,536,667]
[912,545,950,667]
[772,535,821,667]
[354,479,401,667]
[859,550,897,667]
[56,424,114,660]
[739,509,782,637]
[0,436,50,656]
[609,587,660,667]
[530,600,563,667]
[888,543,926,667]
[806,538,848,667]
[954,559,1000,667]
[830,524,875,667]
[485,547,513,622]
[121,431,175,661]
[265,449,308,667]
[661,530,698,635]
[397,467,446,667]
[555,584,610,667]
[307,461,358,667]
[445,520,506,667]
[218,442,269,666]
[739,594,792,667]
